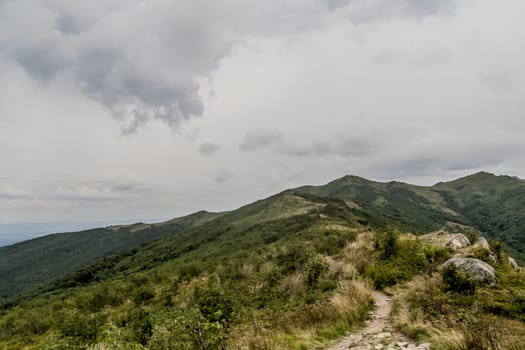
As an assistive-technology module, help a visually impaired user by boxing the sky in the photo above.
[1,0,525,230]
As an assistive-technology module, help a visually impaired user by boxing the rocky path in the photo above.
[327,291,431,350]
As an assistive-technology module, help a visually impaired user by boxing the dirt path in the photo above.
[327,291,431,350]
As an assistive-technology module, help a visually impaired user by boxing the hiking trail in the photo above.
[327,291,431,350]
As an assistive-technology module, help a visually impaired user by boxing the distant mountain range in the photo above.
[0,220,154,247]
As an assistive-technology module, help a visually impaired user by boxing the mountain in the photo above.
[294,171,525,261]
[3,171,525,302]
[0,172,524,349]
[0,210,223,299]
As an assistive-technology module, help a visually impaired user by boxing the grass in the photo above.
[391,266,525,349]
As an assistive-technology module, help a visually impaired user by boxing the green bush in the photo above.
[373,228,399,260]
[182,310,229,350]
[133,287,155,305]
[59,311,105,341]
[441,264,476,295]
[305,256,329,289]
[124,308,153,345]
[194,284,233,325]
[365,264,400,289]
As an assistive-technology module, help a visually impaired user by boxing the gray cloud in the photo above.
[0,0,455,133]
[215,171,231,183]
[239,128,285,151]
[0,181,151,203]
[199,142,221,156]
[0,189,31,200]
[368,142,521,180]
[240,128,378,158]
[338,0,455,23]
[0,1,232,132]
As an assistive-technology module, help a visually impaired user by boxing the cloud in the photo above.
[337,0,455,23]
[367,140,521,179]
[0,1,232,132]
[239,128,285,151]
[0,181,152,203]
[0,0,455,133]
[239,128,377,158]
[199,142,221,156]
[0,187,30,200]
[215,171,231,183]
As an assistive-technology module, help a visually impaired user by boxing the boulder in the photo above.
[508,256,520,271]
[441,257,497,285]
[474,237,498,263]
[421,231,471,250]
[446,234,471,249]
[477,237,491,250]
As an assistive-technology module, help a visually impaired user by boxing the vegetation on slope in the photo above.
[0,194,377,349]
[0,211,224,300]
[1,172,525,349]
[391,237,525,349]
[295,172,525,262]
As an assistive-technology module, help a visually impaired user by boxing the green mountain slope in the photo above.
[0,210,224,300]
[433,172,525,259]
[294,172,525,261]
[44,192,342,291]
[1,191,376,349]
[1,173,525,349]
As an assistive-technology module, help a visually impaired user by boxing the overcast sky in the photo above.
[1,0,524,226]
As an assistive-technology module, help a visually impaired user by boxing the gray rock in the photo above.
[508,256,520,271]
[374,332,392,339]
[478,237,491,250]
[446,234,471,249]
[475,237,498,263]
[441,257,497,285]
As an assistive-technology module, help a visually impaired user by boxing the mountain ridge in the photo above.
[2,171,525,300]
[1,171,525,349]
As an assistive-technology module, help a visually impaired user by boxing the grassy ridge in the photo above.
[295,172,525,262]
[0,193,377,349]
[0,211,223,300]
[1,175,525,349]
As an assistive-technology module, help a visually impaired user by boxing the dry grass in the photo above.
[229,278,372,350]
[391,274,525,350]
[342,232,374,266]
[324,256,356,278]
[281,272,308,297]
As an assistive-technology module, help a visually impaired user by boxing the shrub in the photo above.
[373,228,399,260]
[59,311,106,341]
[133,287,155,305]
[364,264,400,290]
[194,284,233,326]
[126,308,153,345]
[305,256,329,289]
[441,264,476,295]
